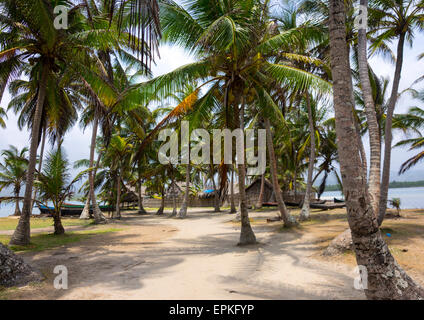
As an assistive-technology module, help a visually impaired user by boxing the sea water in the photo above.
[321,187,424,210]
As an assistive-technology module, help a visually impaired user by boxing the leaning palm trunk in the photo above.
[357,0,381,215]
[237,162,256,245]
[80,151,102,219]
[10,65,49,246]
[137,181,147,215]
[114,172,121,219]
[238,104,256,245]
[354,108,368,183]
[210,164,221,212]
[170,192,177,217]
[300,92,316,221]
[255,174,265,209]
[80,196,91,220]
[156,189,165,215]
[230,166,237,213]
[89,113,106,224]
[31,127,46,213]
[329,0,424,299]
[13,189,21,216]
[379,33,406,226]
[264,118,296,227]
[177,163,190,219]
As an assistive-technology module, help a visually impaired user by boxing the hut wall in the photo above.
[142,191,316,208]
[143,197,216,208]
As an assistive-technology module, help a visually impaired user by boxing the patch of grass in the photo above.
[0,228,121,252]
[0,286,17,300]
[0,217,95,231]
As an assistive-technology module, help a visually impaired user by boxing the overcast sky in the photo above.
[1,22,424,183]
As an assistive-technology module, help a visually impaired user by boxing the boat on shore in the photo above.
[37,204,115,216]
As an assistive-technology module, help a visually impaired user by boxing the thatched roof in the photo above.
[165,181,183,198]
[121,191,138,203]
[245,177,273,192]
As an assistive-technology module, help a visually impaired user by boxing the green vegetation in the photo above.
[0,217,94,231]
[0,228,121,252]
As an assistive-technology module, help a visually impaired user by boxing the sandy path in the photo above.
[11,209,365,300]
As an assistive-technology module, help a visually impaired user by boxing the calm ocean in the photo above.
[321,187,424,210]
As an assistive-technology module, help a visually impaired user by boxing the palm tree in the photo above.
[0,146,28,216]
[136,0,329,244]
[77,0,161,224]
[389,197,401,216]
[1,0,87,245]
[7,67,84,211]
[264,118,297,226]
[329,0,424,299]
[0,107,6,128]
[35,147,89,235]
[367,0,424,225]
[395,106,424,174]
[103,135,133,219]
[357,0,382,215]
[300,92,317,220]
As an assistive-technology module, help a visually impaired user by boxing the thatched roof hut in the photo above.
[165,181,183,199]
[245,178,275,205]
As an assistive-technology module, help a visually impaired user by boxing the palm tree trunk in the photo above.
[300,92,316,221]
[354,112,368,182]
[177,163,190,219]
[89,113,106,224]
[210,165,221,212]
[53,208,65,235]
[358,0,381,215]
[156,187,165,215]
[114,172,121,219]
[80,151,102,219]
[264,118,296,227]
[238,103,256,245]
[329,0,424,299]
[171,191,177,217]
[31,127,47,213]
[137,181,147,215]
[230,165,237,213]
[378,32,406,226]
[10,65,49,246]
[80,196,91,220]
[255,173,265,209]
[13,189,21,216]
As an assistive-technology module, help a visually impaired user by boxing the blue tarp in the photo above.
[204,189,215,194]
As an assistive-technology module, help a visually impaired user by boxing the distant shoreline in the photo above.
[323,181,424,192]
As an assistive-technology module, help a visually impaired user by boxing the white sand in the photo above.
[16,209,365,300]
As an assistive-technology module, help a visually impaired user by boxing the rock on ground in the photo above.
[323,229,353,256]
[0,243,40,287]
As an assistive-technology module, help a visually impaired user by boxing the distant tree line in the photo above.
[323,180,424,192]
